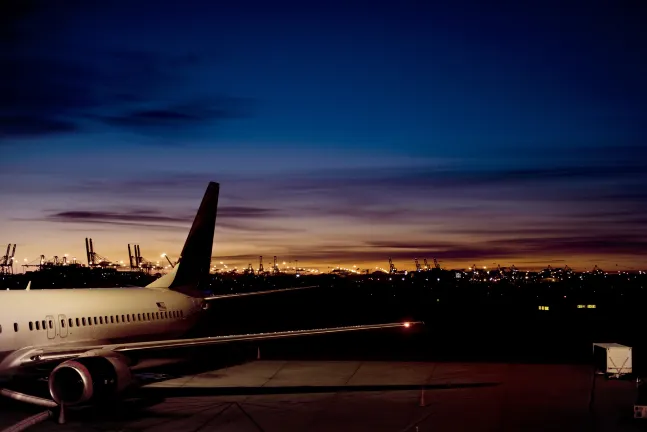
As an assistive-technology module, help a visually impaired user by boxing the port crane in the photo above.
[86,238,118,269]
[0,244,16,274]
[127,244,164,273]
[272,256,280,274]
[388,257,397,274]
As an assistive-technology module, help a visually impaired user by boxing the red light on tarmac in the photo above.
[403,322,410,328]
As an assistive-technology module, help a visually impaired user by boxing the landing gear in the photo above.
[58,402,65,424]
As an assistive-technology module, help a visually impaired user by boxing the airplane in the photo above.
[0,182,419,414]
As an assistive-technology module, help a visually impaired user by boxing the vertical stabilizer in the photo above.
[146,182,219,295]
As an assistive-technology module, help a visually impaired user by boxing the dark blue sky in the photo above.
[1,0,645,270]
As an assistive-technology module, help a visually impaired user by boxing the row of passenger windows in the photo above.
[2,310,183,333]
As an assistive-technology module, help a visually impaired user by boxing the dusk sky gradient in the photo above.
[1,0,646,271]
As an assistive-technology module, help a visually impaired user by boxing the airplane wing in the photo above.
[18,321,422,367]
[204,285,319,300]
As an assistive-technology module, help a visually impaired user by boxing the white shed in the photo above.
[592,343,632,377]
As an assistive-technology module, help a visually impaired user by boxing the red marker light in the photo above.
[404,322,411,328]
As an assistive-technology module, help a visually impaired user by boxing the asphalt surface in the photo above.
[0,360,643,431]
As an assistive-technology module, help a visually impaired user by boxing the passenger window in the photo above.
[61,319,65,328]
[29,322,33,331]
[127,315,130,322]
[110,316,114,324]
[137,313,141,321]
[105,316,108,323]
[93,317,97,325]
[121,314,125,322]
[48,320,53,329]
[82,317,86,326]
[35,321,40,330]
[131,314,135,321]
[42,320,46,329]
[76,318,80,327]
[14,323,18,332]
[99,317,103,325]
[69,318,73,327]
[0,324,2,333]
[147,313,151,320]
[116,315,120,323]
[156,312,160,319]
[180,310,183,317]
[88,317,92,326]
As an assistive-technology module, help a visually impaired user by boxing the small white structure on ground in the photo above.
[592,343,632,378]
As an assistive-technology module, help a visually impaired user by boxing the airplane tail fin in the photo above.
[146,182,219,295]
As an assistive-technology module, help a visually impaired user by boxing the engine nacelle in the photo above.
[48,352,133,406]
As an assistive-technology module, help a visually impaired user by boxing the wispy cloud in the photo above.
[39,205,294,236]
[0,2,252,141]
[218,206,281,218]
[97,97,253,135]
[49,210,188,224]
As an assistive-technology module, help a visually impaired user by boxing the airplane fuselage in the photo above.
[0,287,205,376]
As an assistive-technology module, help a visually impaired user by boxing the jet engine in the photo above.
[48,351,133,406]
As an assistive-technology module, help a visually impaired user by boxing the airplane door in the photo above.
[46,315,55,339]
[58,314,68,338]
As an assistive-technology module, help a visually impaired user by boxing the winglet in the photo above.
[146,182,219,295]
[26,281,31,291]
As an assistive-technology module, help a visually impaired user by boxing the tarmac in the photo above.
[0,360,643,431]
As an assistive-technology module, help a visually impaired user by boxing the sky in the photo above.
[1,0,646,272]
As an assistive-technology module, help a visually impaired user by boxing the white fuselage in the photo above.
[0,287,204,376]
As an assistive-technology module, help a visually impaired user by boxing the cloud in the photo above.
[216,221,304,233]
[46,205,280,223]
[0,115,78,137]
[365,240,458,250]
[293,203,411,222]
[39,205,290,235]
[211,232,647,267]
[283,163,647,196]
[39,209,190,231]
[0,2,252,141]
[489,235,647,257]
[218,206,280,218]
[48,210,189,224]
[97,97,253,133]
